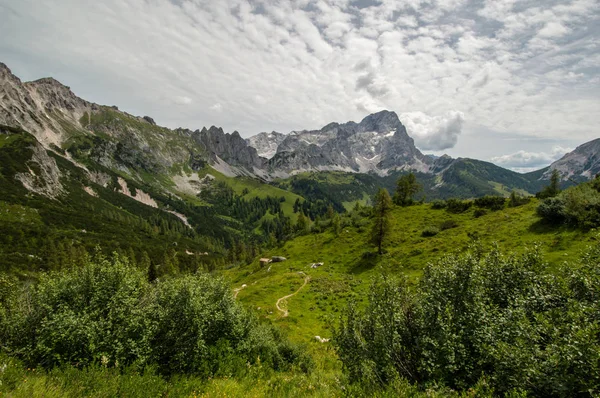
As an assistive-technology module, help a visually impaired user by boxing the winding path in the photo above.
[276,273,310,317]
[233,285,246,298]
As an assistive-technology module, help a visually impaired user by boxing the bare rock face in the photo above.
[143,116,156,125]
[543,138,600,181]
[15,142,64,199]
[254,110,433,176]
[0,63,95,147]
[192,126,267,173]
[245,131,285,159]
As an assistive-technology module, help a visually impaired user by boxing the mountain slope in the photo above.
[540,138,600,182]
[2,61,592,206]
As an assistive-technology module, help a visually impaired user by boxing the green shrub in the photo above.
[474,195,505,211]
[335,243,600,396]
[0,253,311,377]
[537,180,600,229]
[430,200,446,209]
[537,196,567,223]
[421,226,440,237]
[445,198,472,214]
[473,209,487,218]
[439,220,459,230]
[508,191,531,207]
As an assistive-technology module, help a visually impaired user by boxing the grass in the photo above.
[195,166,304,218]
[0,134,22,148]
[226,199,597,352]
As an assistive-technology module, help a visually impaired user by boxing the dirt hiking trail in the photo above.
[276,272,310,317]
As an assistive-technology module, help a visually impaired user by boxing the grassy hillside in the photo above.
[226,198,596,346]
[273,163,546,215]
[195,166,304,218]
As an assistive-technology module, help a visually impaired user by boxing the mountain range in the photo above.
[1,61,598,206]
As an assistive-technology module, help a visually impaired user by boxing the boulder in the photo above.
[271,256,287,263]
[143,116,156,125]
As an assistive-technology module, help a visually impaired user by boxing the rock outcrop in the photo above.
[245,131,285,159]
[192,126,267,175]
[0,62,96,147]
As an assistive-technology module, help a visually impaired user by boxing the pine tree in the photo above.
[538,169,561,199]
[296,212,309,234]
[332,213,341,236]
[326,204,335,220]
[127,247,137,268]
[140,251,151,270]
[148,260,158,283]
[161,248,179,277]
[314,215,322,233]
[371,188,392,255]
[394,172,422,206]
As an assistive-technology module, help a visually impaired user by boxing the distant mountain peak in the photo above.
[543,138,600,181]
[31,77,70,88]
[246,131,286,159]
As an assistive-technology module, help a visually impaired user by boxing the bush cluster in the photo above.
[537,176,600,229]
[473,195,506,211]
[445,198,473,214]
[335,243,600,396]
[430,200,446,209]
[439,219,459,230]
[0,253,311,377]
[421,226,440,237]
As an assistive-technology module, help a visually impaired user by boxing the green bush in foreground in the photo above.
[335,242,600,397]
[537,177,600,229]
[0,253,311,377]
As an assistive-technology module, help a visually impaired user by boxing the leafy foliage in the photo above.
[0,253,311,377]
[335,243,600,396]
[445,198,473,214]
[473,195,506,211]
[393,172,422,206]
[537,175,600,229]
[421,226,440,237]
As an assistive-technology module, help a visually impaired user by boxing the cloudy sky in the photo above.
[1,0,598,171]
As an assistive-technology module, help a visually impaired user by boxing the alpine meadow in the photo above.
[1,0,600,397]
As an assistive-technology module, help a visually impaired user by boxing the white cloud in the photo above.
[209,103,223,112]
[400,111,465,151]
[0,0,597,163]
[174,96,192,105]
[491,146,572,170]
[538,21,570,38]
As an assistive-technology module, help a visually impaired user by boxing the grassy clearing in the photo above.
[195,166,304,218]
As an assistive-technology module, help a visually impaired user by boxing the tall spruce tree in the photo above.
[371,188,392,254]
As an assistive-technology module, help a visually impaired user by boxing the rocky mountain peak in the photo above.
[0,62,22,84]
[246,131,286,159]
[357,110,401,132]
[0,62,13,76]
[544,138,600,181]
[194,125,266,173]
[30,77,71,89]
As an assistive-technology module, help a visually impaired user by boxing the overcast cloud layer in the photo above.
[0,0,598,170]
